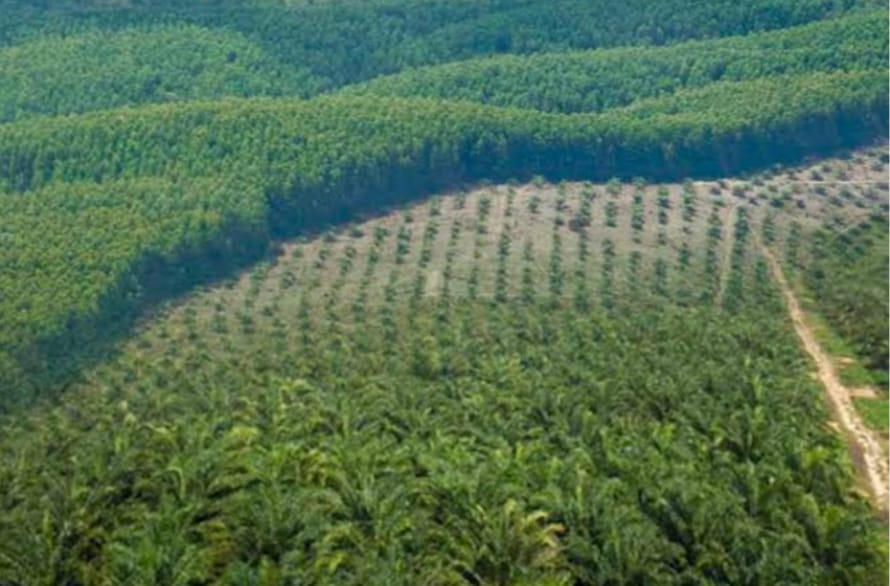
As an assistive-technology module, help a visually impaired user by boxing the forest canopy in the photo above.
[0,2,887,582]
[0,0,887,407]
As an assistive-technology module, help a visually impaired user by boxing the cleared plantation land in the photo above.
[128,182,725,345]
[2,66,885,403]
[1,1,888,582]
[105,148,884,340]
[61,148,887,434]
[0,149,887,584]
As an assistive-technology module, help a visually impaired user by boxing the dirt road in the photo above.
[762,246,888,511]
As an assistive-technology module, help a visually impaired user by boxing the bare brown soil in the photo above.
[762,245,889,513]
[850,387,880,399]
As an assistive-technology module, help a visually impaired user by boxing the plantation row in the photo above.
[126,156,884,377]
[147,179,746,341]
[1,242,885,583]
[0,83,885,406]
[346,9,888,114]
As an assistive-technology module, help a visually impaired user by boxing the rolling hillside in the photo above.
[344,9,888,113]
[0,1,887,583]
[1,151,888,583]
[1,72,886,404]
[0,24,323,123]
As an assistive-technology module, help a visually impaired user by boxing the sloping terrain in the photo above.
[0,24,322,123]
[1,73,886,405]
[344,10,887,113]
[2,0,876,86]
[764,246,888,509]
[0,1,887,583]
[0,151,887,584]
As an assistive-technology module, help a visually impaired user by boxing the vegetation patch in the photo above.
[0,1,887,581]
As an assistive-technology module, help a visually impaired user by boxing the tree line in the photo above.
[0,0,875,89]
[0,69,886,405]
[345,10,888,114]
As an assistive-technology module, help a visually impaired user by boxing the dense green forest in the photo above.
[346,10,887,113]
[0,0,887,582]
[0,178,270,398]
[0,2,882,122]
[1,0,877,88]
[0,25,323,122]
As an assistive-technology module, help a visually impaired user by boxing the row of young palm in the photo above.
[67,176,743,371]
[107,172,830,366]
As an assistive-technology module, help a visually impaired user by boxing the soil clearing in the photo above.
[762,245,889,513]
